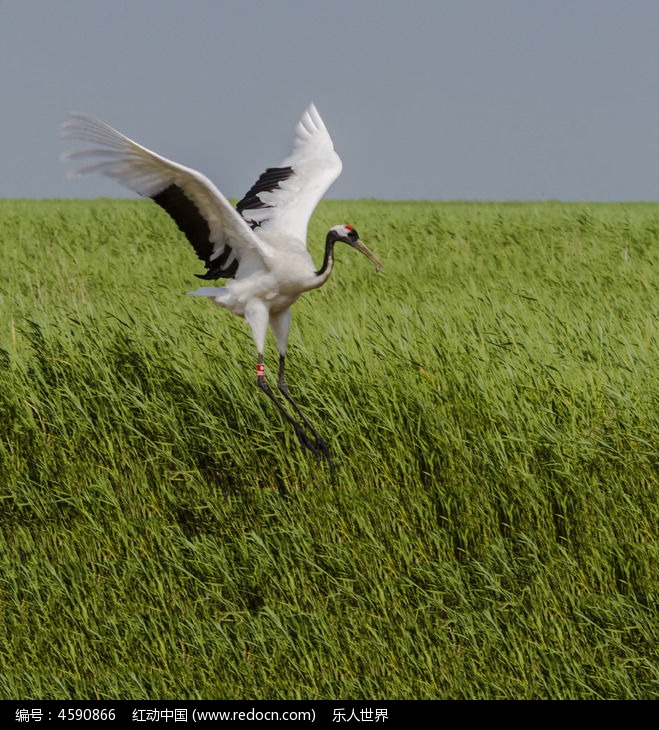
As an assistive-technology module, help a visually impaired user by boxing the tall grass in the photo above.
[0,199,656,699]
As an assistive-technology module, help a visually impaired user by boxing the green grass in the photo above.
[0,198,657,699]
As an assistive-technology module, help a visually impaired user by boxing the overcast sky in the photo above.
[3,0,659,201]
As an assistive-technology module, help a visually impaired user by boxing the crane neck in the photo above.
[313,231,338,284]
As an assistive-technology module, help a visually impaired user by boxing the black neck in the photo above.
[314,231,338,277]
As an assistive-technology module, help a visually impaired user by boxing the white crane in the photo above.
[61,104,382,471]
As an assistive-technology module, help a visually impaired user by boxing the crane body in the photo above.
[62,104,382,471]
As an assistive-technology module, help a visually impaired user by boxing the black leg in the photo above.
[256,355,334,474]
[276,355,334,471]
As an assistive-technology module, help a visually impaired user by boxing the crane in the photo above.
[61,103,382,472]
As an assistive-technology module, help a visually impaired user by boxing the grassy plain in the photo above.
[0,198,657,699]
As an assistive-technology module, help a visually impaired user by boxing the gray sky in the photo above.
[3,0,659,201]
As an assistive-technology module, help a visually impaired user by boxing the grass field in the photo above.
[0,198,657,699]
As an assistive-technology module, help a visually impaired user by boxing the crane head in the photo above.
[330,225,382,272]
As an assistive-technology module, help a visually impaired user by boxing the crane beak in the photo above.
[353,239,383,272]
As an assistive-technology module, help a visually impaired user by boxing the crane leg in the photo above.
[255,355,334,474]
[276,355,334,471]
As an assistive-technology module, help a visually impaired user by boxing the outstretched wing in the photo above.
[236,103,343,245]
[61,114,266,280]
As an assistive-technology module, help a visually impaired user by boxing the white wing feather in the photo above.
[61,114,267,267]
[237,103,342,244]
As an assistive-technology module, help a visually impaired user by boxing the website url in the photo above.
[193,708,314,722]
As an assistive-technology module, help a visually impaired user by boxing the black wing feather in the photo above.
[236,166,294,228]
[152,184,238,279]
